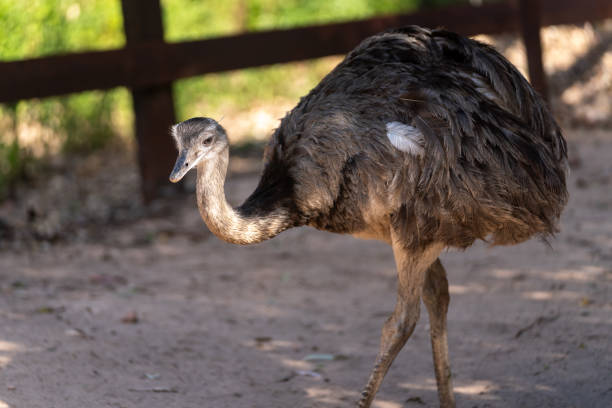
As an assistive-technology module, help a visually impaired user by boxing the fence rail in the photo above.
[1,0,611,200]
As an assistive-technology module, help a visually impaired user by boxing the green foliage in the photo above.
[0,103,26,199]
[0,137,24,200]
[162,0,419,41]
[242,0,418,30]
[162,0,244,42]
[0,0,127,196]
[48,89,132,153]
[0,0,124,60]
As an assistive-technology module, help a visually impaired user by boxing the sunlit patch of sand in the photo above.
[0,340,24,352]
[304,386,356,405]
[449,284,487,294]
[281,358,316,370]
[455,380,498,397]
[0,339,26,368]
[372,399,403,408]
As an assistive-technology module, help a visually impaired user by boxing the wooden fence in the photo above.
[1,0,611,200]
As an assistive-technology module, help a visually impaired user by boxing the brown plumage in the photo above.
[169,26,568,408]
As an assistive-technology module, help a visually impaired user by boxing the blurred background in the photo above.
[1,3,611,408]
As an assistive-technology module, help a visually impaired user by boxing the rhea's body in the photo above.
[231,26,567,248]
[169,26,568,408]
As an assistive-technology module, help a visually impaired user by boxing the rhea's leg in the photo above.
[357,287,421,408]
[422,258,455,408]
[357,242,443,408]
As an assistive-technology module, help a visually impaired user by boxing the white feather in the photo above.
[386,121,424,155]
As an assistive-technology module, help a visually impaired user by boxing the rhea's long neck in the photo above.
[195,146,293,245]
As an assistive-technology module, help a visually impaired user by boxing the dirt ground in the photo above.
[0,128,611,408]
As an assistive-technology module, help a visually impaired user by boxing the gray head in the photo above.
[169,117,228,183]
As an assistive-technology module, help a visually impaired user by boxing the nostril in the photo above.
[184,162,189,167]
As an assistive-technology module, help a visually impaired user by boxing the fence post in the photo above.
[121,0,178,202]
[518,0,548,101]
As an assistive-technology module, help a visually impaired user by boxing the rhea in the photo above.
[169,26,568,408]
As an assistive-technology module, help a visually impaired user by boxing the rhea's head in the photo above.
[169,117,228,183]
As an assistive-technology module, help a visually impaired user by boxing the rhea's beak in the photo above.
[169,150,190,183]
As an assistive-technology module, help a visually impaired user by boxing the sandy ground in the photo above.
[0,128,611,408]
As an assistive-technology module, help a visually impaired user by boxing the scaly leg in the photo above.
[423,258,455,408]
[357,242,443,408]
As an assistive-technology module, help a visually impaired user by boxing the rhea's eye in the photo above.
[203,136,213,145]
